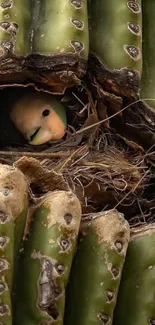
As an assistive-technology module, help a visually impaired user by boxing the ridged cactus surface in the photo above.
[0,164,28,325]
[14,190,81,325]
[0,0,89,93]
[88,0,142,98]
[114,224,155,325]
[64,210,130,325]
[140,0,155,108]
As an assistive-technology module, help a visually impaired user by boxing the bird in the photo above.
[0,87,67,147]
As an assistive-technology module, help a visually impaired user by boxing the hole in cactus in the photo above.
[124,45,141,60]
[47,306,59,320]
[12,22,18,30]
[105,290,114,302]
[0,85,88,153]
[64,213,73,225]
[150,320,155,325]
[71,18,84,29]
[127,1,141,13]
[53,286,62,296]
[0,236,9,247]
[98,313,110,324]
[1,40,13,52]
[0,211,8,223]
[0,304,9,315]
[127,22,141,36]
[70,40,84,53]
[0,282,6,294]
[70,0,82,9]
[1,2,12,9]
[59,237,70,251]
[111,266,120,278]
[115,240,123,253]
[0,259,8,271]
[56,263,65,275]
[0,22,10,30]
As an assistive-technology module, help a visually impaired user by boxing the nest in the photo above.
[0,79,154,223]
[0,127,153,222]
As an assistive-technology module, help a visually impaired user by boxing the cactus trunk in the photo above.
[140,0,155,108]
[64,209,130,325]
[14,190,81,325]
[114,224,155,325]
[88,0,142,98]
[0,0,89,93]
[0,164,28,325]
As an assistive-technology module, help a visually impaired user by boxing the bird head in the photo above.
[10,92,67,145]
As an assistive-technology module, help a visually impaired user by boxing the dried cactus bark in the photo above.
[14,190,81,325]
[0,0,89,93]
[140,0,155,108]
[114,224,155,325]
[88,0,142,98]
[0,164,28,325]
[64,209,130,325]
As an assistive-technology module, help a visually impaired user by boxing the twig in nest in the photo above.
[114,169,151,210]
[55,145,88,173]
[72,98,155,136]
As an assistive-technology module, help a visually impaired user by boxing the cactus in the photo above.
[0,0,89,93]
[0,0,32,82]
[14,190,81,325]
[0,164,28,325]
[64,209,130,325]
[88,0,142,98]
[140,0,155,108]
[114,224,155,325]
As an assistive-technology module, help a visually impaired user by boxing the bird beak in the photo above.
[28,128,55,145]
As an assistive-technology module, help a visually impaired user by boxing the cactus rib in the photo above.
[114,224,155,325]
[88,0,142,98]
[0,0,32,83]
[14,190,81,325]
[64,209,130,325]
[140,0,155,108]
[0,0,89,93]
[0,164,28,325]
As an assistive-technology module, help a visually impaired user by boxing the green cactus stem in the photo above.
[14,190,81,325]
[140,0,155,109]
[28,0,89,93]
[114,224,155,325]
[64,209,130,325]
[0,0,32,83]
[0,164,28,325]
[0,0,89,94]
[88,0,142,98]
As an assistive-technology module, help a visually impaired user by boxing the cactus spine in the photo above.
[64,210,130,325]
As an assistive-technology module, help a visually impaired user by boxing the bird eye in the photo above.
[42,109,50,117]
